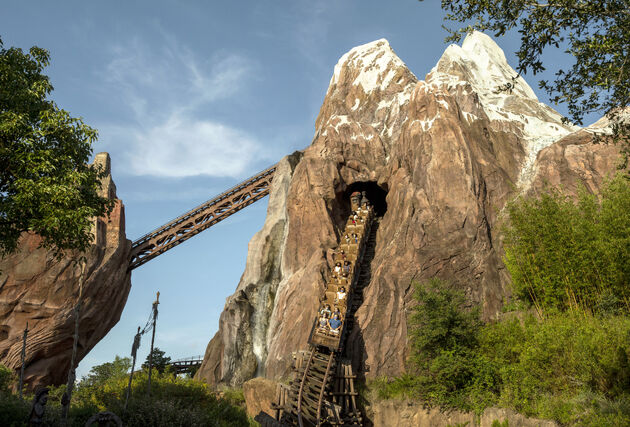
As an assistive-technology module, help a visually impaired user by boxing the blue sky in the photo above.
[1,1,587,378]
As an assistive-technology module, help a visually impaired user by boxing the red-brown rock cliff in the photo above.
[0,152,132,389]
[197,33,622,386]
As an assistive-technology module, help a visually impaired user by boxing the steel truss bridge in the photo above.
[129,164,276,270]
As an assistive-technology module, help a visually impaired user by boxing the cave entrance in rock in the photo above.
[344,181,388,216]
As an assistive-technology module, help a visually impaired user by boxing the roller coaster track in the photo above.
[129,164,276,270]
[271,216,380,426]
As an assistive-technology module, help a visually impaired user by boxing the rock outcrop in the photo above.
[242,377,278,419]
[367,399,557,427]
[241,379,559,426]
[530,115,624,196]
[0,153,132,389]
[197,32,622,387]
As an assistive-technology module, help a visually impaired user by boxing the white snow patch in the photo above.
[427,31,580,190]
[462,111,479,123]
[420,115,438,132]
[333,115,351,131]
[376,84,414,114]
[410,113,440,132]
[350,133,375,141]
[330,39,416,94]
[351,98,360,111]
[377,99,391,111]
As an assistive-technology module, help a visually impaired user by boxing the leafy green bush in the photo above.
[142,347,171,374]
[372,282,630,425]
[0,360,253,426]
[80,355,130,388]
[480,312,630,425]
[0,365,29,426]
[68,367,253,426]
[503,174,630,313]
[373,279,499,414]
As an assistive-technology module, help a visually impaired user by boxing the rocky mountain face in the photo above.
[197,32,622,386]
[0,153,132,389]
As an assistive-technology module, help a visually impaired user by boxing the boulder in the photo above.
[0,153,132,389]
[242,377,278,419]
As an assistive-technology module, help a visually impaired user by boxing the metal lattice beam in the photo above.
[129,164,276,270]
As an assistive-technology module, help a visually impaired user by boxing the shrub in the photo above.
[0,365,29,426]
[503,174,630,313]
[0,361,253,426]
[480,313,630,425]
[373,279,499,413]
[373,280,630,425]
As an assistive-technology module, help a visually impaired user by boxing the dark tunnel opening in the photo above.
[344,181,388,217]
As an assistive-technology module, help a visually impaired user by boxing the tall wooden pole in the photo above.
[61,258,86,424]
[124,326,142,411]
[18,322,28,399]
[147,291,159,398]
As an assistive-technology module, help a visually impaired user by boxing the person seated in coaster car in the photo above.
[332,306,342,318]
[320,304,332,319]
[318,315,329,332]
[342,261,351,277]
[336,286,347,303]
[333,262,342,276]
[328,314,342,335]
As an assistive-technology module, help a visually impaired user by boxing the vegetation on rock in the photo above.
[372,177,630,426]
[0,37,113,256]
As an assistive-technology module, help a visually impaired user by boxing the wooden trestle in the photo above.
[129,164,276,270]
[273,350,362,426]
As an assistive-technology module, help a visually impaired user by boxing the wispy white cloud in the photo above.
[129,113,260,178]
[100,32,262,178]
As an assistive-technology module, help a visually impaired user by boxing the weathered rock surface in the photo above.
[242,377,278,419]
[197,32,623,387]
[0,153,132,389]
[242,379,558,427]
[530,115,623,197]
[367,399,557,427]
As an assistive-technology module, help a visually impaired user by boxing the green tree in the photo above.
[80,355,131,388]
[409,279,482,365]
[0,37,113,256]
[423,0,630,162]
[142,348,171,374]
[404,279,498,412]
